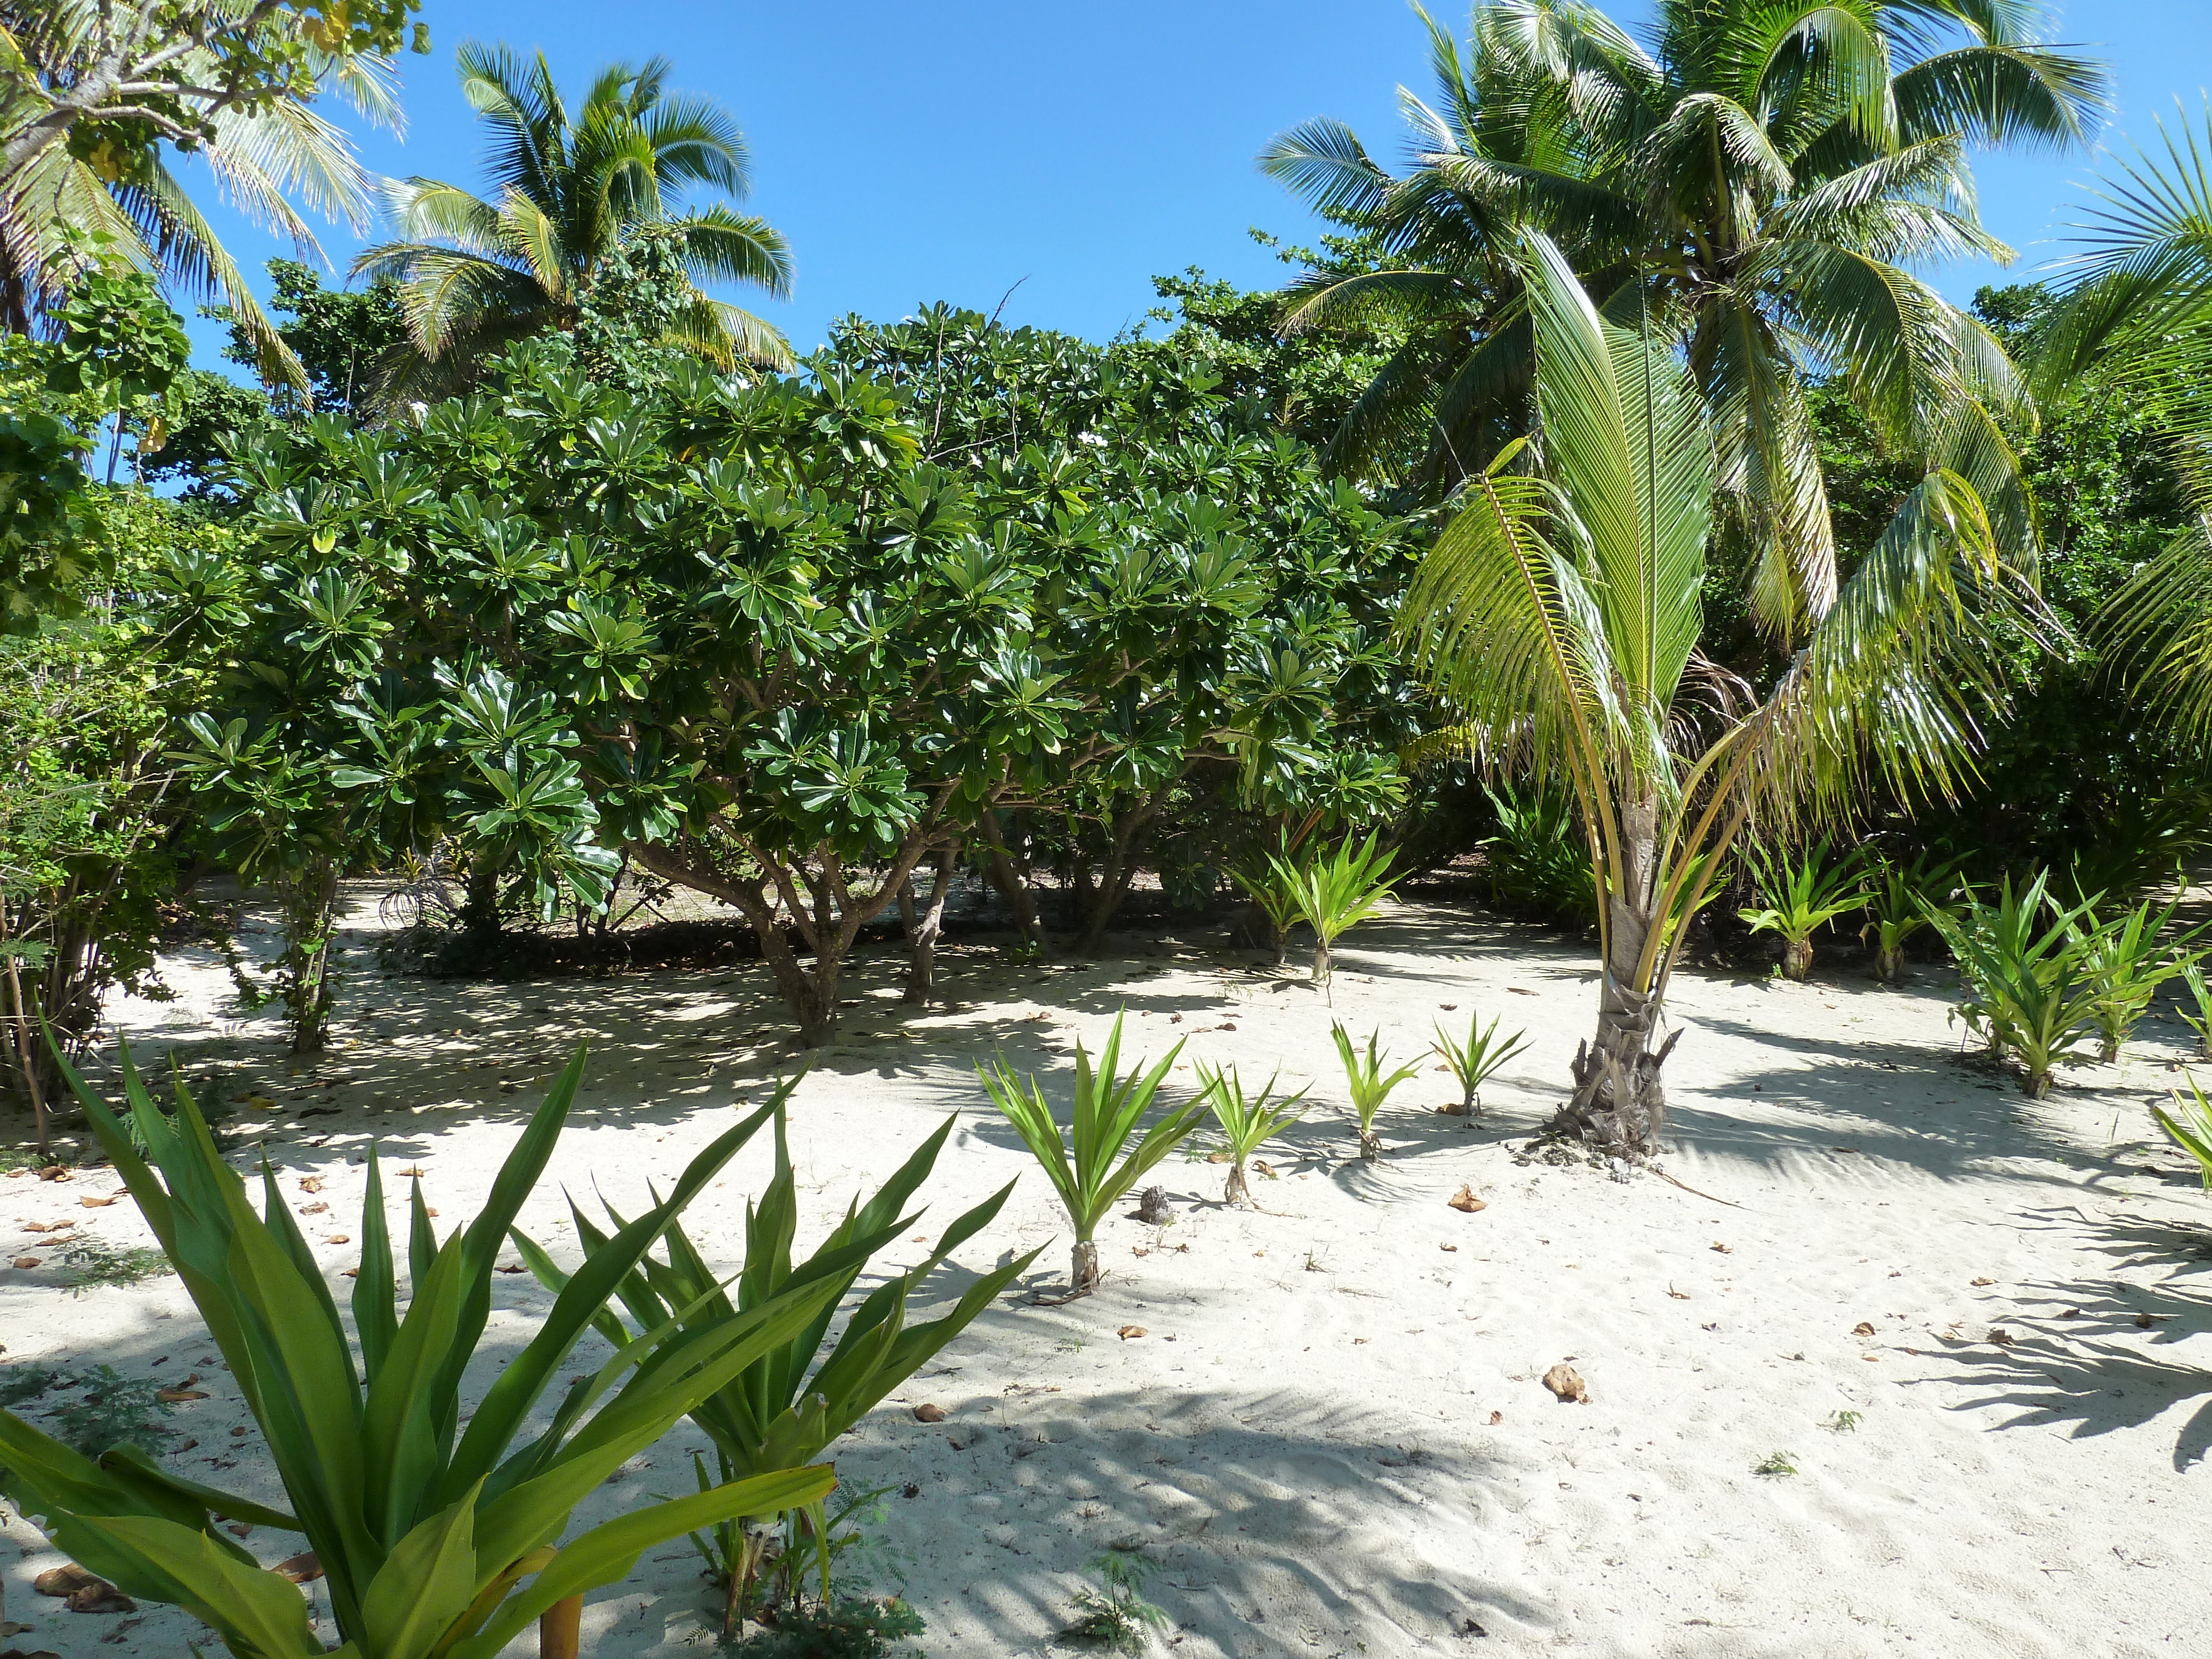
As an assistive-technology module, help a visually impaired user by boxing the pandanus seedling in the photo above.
[1431,1009,1529,1115]
[1331,1024,1421,1160]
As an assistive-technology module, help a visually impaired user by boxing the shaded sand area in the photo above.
[4,890,2210,1657]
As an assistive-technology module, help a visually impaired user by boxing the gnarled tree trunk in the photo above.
[901,845,957,1005]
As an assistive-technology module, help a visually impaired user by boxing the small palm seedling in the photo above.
[2073,893,2203,1062]
[1229,836,1306,966]
[2154,1072,2212,1190]
[1271,831,1399,989]
[1824,1410,1863,1433]
[1331,1023,1422,1160]
[979,1011,1216,1293]
[1,1042,841,1659]
[1924,873,2106,1097]
[1431,1009,1530,1115]
[1753,1450,1799,1476]
[1859,853,1959,982]
[518,1081,1039,1632]
[1060,1550,1169,1651]
[2181,961,2212,1055]
[1196,1063,1307,1207]
[1738,841,1869,981]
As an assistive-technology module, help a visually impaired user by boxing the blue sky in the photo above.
[181,1,2212,373]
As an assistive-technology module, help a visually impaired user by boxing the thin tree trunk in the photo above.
[903,846,956,1005]
[1078,800,1160,956]
[1,912,49,1157]
[978,813,1046,951]
[278,858,340,1055]
[461,859,501,937]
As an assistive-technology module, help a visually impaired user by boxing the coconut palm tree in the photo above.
[0,0,403,388]
[1401,231,2048,1155]
[353,43,792,400]
[1264,0,2106,638]
[2039,106,2212,729]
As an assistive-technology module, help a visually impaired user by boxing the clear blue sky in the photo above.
[180,0,2212,373]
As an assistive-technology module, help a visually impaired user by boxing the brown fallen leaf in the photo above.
[1666,1284,1690,1300]
[34,1566,100,1598]
[1205,1150,1230,1163]
[1709,1241,1732,1254]
[229,1426,249,1439]
[1251,1159,1274,1177]
[155,1387,207,1403]
[1988,1328,2015,1346]
[1508,987,1537,996]
[77,1196,116,1209]
[1853,1321,1876,1338]
[66,1581,134,1615]
[324,1235,351,1245]
[1447,1184,1486,1213]
[397,1166,427,1178]
[1435,1101,1470,1117]
[19,1220,71,1235]
[1117,1325,1147,1340]
[36,1165,70,1181]
[1541,1364,1588,1404]
[1439,1243,1459,1253]
[11,1256,39,1270]
[298,1176,324,1194]
[224,1522,252,1538]
[1487,1410,1503,1425]
[912,1403,947,1423]
[300,1202,328,1215]
[274,1551,323,1585]
[495,1262,525,1274]
[1970,1276,1994,1286]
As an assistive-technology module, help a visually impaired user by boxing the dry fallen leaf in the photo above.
[19,1220,69,1234]
[1487,1410,1503,1425]
[274,1551,323,1585]
[1439,1242,1459,1253]
[1853,1321,1876,1338]
[224,1522,252,1538]
[324,1235,351,1245]
[398,1166,427,1178]
[1541,1363,1588,1404]
[155,1387,208,1404]
[35,1165,71,1182]
[1970,1276,1994,1286]
[12,1256,39,1270]
[299,1202,328,1215]
[1206,1150,1230,1164]
[1709,1241,1732,1254]
[77,1196,115,1209]
[1988,1328,2015,1346]
[298,1176,324,1194]
[1117,1325,1146,1340]
[913,1403,947,1423]
[66,1580,134,1614]
[34,1565,99,1598]
[1447,1184,1486,1213]
[1666,1284,1690,1300]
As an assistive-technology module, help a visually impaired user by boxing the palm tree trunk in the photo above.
[1072,1237,1100,1292]
[1224,1160,1253,1208]
[1552,796,1680,1156]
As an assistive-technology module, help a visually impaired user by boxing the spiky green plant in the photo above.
[1194,1063,1307,1207]
[978,1011,1215,1293]
[2072,893,2204,1063]
[0,1042,837,1659]
[1923,873,2104,1096]
[1431,1009,1529,1115]
[1860,853,1960,982]
[2154,1072,2212,1190]
[1229,841,1306,966]
[517,1079,1038,1633]
[1269,831,1399,989]
[1738,841,1869,981]
[2179,960,2212,1055]
[1330,1024,1421,1161]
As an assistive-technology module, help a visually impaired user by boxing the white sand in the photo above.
[3,889,2209,1657]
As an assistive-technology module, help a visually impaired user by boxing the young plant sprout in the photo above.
[1431,1009,1530,1115]
[979,1011,1215,1293]
[1196,1062,1308,1207]
[1331,1023,1421,1160]
[1269,831,1399,990]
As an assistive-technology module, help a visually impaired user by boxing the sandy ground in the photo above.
[3,887,2210,1658]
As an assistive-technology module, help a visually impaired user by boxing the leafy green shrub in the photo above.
[0,1041,838,1659]
[1229,838,1305,967]
[731,1594,926,1658]
[1431,1009,1528,1114]
[519,1081,1036,1632]
[55,1235,173,1293]
[1330,1024,1421,1160]
[1924,873,2104,1096]
[1059,1551,1168,1652]
[979,1011,1214,1293]
[1738,841,1869,981]
[1195,1063,1306,1207]
[1479,783,1596,924]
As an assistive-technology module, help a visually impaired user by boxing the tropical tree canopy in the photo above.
[352,43,794,402]
[0,0,414,384]
[1264,0,2107,641]
[1400,232,2050,1150]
